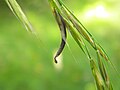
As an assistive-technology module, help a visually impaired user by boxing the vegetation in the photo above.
[0,0,120,90]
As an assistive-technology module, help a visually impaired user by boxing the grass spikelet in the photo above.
[97,50,113,90]
[5,0,35,34]
[90,59,105,90]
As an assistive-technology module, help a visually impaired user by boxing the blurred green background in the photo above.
[0,0,120,90]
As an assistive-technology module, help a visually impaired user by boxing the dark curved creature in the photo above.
[53,9,67,63]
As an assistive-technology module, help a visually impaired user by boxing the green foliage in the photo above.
[1,0,120,90]
[48,0,113,89]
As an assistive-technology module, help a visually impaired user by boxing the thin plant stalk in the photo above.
[5,0,35,35]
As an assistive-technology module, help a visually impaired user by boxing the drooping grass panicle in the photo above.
[49,0,110,63]
[48,0,114,89]
[49,0,92,59]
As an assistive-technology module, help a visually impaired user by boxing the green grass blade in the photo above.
[5,0,35,34]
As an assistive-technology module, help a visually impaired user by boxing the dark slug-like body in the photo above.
[53,8,67,63]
